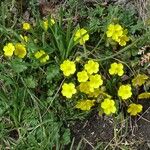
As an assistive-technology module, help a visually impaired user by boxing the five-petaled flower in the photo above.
[3,43,15,57]
[106,24,123,41]
[109,62,124,76]
[60,60,76,77]
[89,74,103,89]
[101,98,117,115]
[23,22,31,31]
[74,28,89,45]
[14,43,27,58]
[84,60,99,75]
[127,103,143,116]
[77,70,89,82]
[61,83,77,98]
[118,84,132,100]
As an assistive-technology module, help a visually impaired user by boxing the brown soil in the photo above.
[71,112,114,149]
[71,100,150,149]
[133,100,150,149]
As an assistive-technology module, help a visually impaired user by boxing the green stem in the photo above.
[83,44,87,57]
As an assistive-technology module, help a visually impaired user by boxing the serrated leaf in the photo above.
[46,64,60,81]
[62,129,71,145]
[138,92,150,99]
[24,76,37,89]
[132,74,149,87]
[11,59,28,73]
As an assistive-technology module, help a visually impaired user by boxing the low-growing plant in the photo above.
[0,0,150,149]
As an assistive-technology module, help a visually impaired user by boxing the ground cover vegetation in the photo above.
[0,0,150,149]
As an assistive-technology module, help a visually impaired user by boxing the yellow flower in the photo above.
[60,60,76,76]
[3,43,15,57]
[109,62,124,76]
[75,56,81,62]
[106,24,123,41]
[75,99,95,111]
[20,35,28,42]
[79,82,93,94]
[40,55,49,63]
[132,74,149,87]
[43,20,49,31]
[34,50,45,59]
[84,60,99,75]
[74,28,89,45]
[88,88,101,98]
[50,18,55,26]
[34,50,49,63]
[77,70,89,82]
[127,103,143,116]
[61,83,77,98]
[89,74,103,89]
[118,84,132,100]
[88,88,112,99]
[101,98,116,115]
[23,22,31,31]
[138,92,150,99]
[117,34,129,46]
[14,43,27,58]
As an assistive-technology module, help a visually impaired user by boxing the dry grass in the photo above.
[134,0,150,23]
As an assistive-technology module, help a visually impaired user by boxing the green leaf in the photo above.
[62,128,71,145]
[46,64,60,81]
[24,76,37,89]
[11,59,28,73]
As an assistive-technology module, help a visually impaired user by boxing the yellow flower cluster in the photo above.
[3,43,27,58]
[75,100,95,111]
[74,28,89,45]
[78,76,103,94]
[60,60,102,101]
[34,50,49,63]
[109,62,124,76]
[118,84,132,100]
[60,60,77,98]
[78,60,103,94]
[101,98,116,115]
[106,23,129,46]
[127,103,143,116]
[43,18,55,31]
[59,58,144,116]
